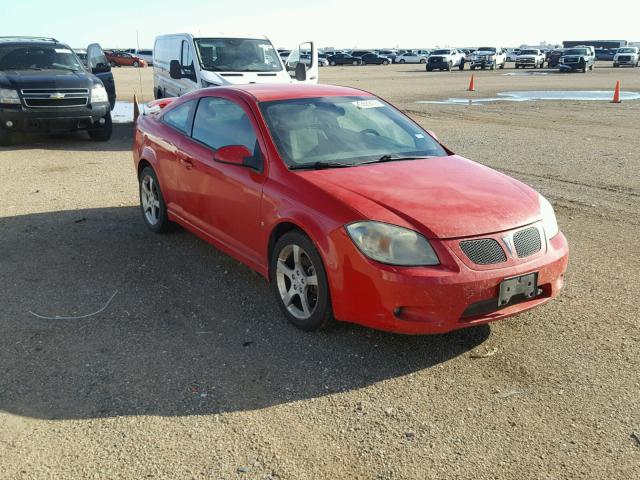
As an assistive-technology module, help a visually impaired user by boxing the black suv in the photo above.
[0,37,115,146]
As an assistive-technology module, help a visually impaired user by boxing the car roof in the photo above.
[198,83,373,102]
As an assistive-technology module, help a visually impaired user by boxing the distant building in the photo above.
[563,40,627,49]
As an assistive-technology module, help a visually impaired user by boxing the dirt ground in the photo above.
[1,63,639,480]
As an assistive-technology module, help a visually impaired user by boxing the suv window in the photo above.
[192,97,257,151]
[163,101,195,134]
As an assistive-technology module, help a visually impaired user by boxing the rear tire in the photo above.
[271,231,333,331]
[330,60,336,66]
[139,167,173,233]
[88,112,113,142]
[446,61,452,71]
[420,58,426,64]
[426,66,432,72]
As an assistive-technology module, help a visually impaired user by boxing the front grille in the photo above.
[619,56,631,61]
[460,239,507,265]
[519,58,534,63]
[21,88,89,108]
[513,227,542,258]
[565,57,579,63]
[429,56,442,62]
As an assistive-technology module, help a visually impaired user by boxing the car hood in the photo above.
[298,155,541,239]
[0,69,97,90]
[518,54,539,58]
[474,50,496,55]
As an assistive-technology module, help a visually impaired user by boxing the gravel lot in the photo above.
[1,64,639,479]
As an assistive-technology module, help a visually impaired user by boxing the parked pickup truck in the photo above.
[613,47,639,67]
[515,49,545,69]
[470,47,506,70]
[558,46,595,73]
[426,49,465,71]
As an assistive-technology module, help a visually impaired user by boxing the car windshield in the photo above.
[477,47,496,52]
[617,48,635,53]
[0,44,84,71]
[259,96,448,168]
[432,50,450,55]
[194,37,282,72]
[564,48,589,55]
[520,50,538,55]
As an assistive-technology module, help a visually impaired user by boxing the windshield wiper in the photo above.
[3,66,42,70]
[360,154,431,165]
[289,161,355,170]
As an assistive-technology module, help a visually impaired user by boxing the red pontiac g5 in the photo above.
[133,84,568,334]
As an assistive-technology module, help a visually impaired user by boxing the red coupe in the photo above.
[133,84,568,334]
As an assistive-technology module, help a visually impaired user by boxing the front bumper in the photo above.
[470,59,494,68]
[0,102,110,133]
[427,60,451,69]
[327,225,569,334]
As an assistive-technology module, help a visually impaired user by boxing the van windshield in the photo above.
[194,38,282,72]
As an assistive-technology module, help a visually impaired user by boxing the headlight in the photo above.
[346,221,439,266]
[539,194,559,239]
[0,88,20,105]
[91,85,108,103]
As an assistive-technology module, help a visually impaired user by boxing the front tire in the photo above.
[0,128,13,147]
[139,167,173,233]
[420,58,426,64]
[88,112,113,142]
[132,61,139,67]
[271,231,333,331]
[399,59,405,64]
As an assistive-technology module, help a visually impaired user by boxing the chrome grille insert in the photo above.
[460,239,507,265]
[21,88,89,108]
[513,227,542,258]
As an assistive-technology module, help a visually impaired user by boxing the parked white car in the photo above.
[613,47,639,67]
[426,48,466,71]
[133,49,153,66]
[153,33,318,98]
[395,52,427,64]
[515,49,545,69]
[470,47,506,70]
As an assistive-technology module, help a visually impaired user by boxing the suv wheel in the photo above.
[88,113,113,142]
[271,231,333,331]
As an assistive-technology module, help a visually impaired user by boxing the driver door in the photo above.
[87,43,116,109]
[285,42,318,83]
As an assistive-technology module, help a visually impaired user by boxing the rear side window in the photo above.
[191,97,257,151]
[162,100,194,134]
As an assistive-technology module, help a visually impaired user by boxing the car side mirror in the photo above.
[169,60,182,79]
[92,62,110,74]
[295,62,307,81]
[214,145,253,167]
[426,129,438,141]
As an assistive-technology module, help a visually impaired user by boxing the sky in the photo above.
[3,0,639,50]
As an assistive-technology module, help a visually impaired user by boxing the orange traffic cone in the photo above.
[467,74,475,91]
[611,81,621,103]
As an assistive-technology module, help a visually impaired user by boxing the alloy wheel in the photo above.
[140,174,161,225]
[276,244,319,320]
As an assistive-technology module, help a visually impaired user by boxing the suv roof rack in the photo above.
[0,36,59,43]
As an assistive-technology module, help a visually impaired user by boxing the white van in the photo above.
[153,33,318,99]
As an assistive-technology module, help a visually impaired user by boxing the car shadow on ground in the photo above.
[0,207,490,420]
[0,124,133,152]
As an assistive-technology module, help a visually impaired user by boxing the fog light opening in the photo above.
[98,117,106,125]
[5,120,13,128]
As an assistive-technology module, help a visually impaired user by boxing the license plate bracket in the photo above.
[498,272,539,307]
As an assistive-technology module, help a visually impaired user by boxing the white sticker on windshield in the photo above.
[353,99,384,109]
[55,48,72,54]
[415,133,425,138]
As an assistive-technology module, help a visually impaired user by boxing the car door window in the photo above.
[162,100,195,134]
[191,97,257,152]
[181,40,193,68]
